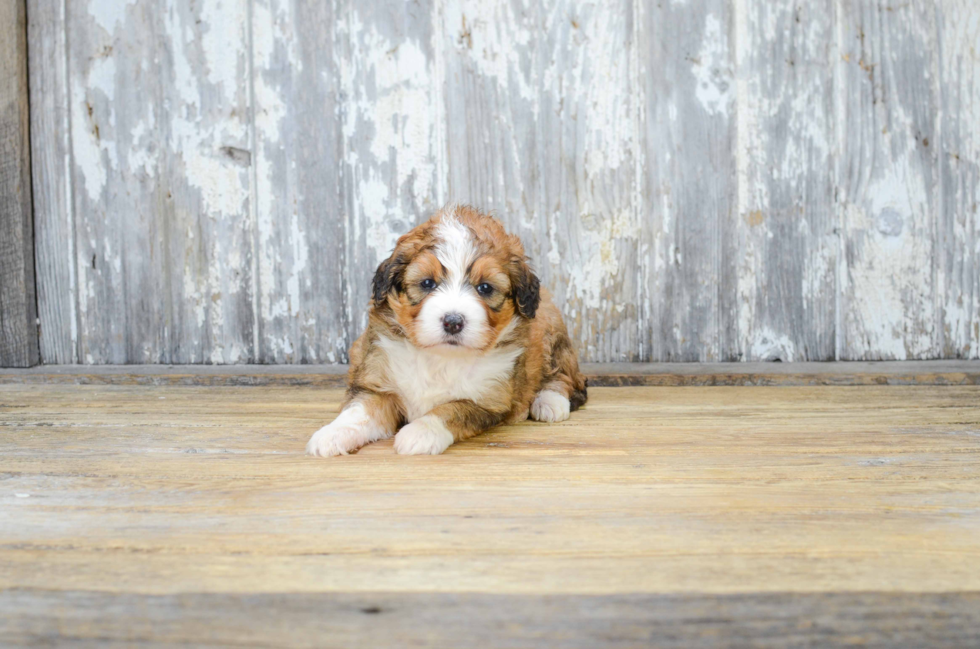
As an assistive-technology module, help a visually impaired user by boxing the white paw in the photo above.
[306,402,389,457]
[306,423,367,457]
[393,416,454,455]
[530,390,570,423]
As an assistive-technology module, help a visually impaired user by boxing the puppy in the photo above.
[307,204,587,456]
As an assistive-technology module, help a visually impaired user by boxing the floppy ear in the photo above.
[510,257,540,319]
[371,226,431,306]
[372,252,407,305]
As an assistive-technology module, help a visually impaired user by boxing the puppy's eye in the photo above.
[476,283,494,296]
[420,278,437,291]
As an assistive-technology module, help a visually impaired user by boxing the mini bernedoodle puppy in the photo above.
[306,204,587,456]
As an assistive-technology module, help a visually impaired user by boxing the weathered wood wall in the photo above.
[1,0,38,367]
[24,0,980,364]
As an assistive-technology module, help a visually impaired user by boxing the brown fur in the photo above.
[347,205,587,442]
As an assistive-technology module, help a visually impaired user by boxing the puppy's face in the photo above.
[372,208,540,353]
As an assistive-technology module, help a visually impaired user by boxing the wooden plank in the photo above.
[20,0,980,366]
[0,382,978,645]
[1,383,979,645]
[639,0,738,361]
[441,0,640,362]
[338,0,443,340]
[66,0,254,363]
[938,0,980,359]
[0,0,38,368]
[160,0,254,363]
[2,590,978,648]
[837,1,941,360]
[734,0,837,361]
[251,0,348,363]
[534,0,638,362]
[0,363,349,387]
[440,0,537,241]
[66,0,166,363]
[1,361,979,387]
[27,0,75,364]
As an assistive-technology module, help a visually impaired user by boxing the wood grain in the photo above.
[938,0,980,359]
[442,0,641,362]
[339,0,443,342]
[66,0,167,363]
[161,0,255,364]
[0,0,37,368]
[639,0,738,362]
[26,0,75,364]
[1,383,978,644]
[61,0,255,363]
[837,1,941,360]
[441,0,539,266]
[2,590,978,648]
[734,0,837,361]
[251,0,348,363]
[540,0,639,362]
[24,0,980,363]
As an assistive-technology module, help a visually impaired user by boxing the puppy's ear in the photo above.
[510,257,540,319]
[372,227,430,306]
[372,252,406,305]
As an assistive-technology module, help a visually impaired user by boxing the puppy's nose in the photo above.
[442,313,465,335]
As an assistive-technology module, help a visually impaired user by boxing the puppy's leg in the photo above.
[307,392,401,457]
[531,329,587,423]
[394,401,507,455]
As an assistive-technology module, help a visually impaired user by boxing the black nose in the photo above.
[442,313,465,335]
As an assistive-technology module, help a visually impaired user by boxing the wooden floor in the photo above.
[2,381,980,646]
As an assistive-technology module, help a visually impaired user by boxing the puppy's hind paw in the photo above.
[530,390,571,423]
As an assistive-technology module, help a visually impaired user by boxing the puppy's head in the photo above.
[372,205,540,353]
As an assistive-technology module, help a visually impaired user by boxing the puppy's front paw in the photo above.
[393,416,454,455]
[530,390,571,423]
[306,423,367,457]
[306,403,388,457]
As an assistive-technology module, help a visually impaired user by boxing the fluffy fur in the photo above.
[307,204,587,457]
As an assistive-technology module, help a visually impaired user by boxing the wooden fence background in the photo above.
[14,0,980,364]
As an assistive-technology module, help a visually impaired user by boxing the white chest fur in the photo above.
[377,336,523,422]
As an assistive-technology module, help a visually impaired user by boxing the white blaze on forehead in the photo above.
[413,211,490,350]
[434,214,478,285]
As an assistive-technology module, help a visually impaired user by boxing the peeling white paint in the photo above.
[199,0,248,103]
[442,1,535,106]
[844,163,934,360]
[70,54,118,202]
[127,106,156,178]
[40,0,980,364]
[348,30,437,213]
[358,177,401,260]
[576,7,632,178]
[563,207,635,311]
[166,1,249,217]
[286,216,308,317]
[734,0,837,361]
[88,0,138,35]
[938,3,980,358]
[693,13,733,117]
[838,1,940,361]
[342,8,439,294]
[748,327,798,362]
[534,0,638,360]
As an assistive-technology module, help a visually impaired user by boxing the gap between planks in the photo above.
[0,361,977,387]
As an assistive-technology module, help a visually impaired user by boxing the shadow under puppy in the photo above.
[307,204,587,456]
